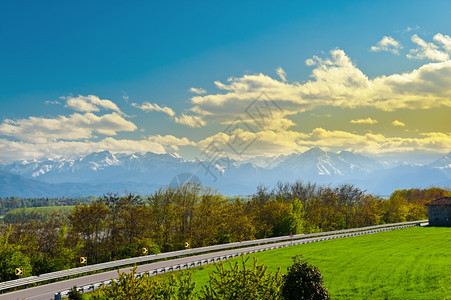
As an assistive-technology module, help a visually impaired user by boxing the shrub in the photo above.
[94,265,195,300]
[200,256,283,300]
[281,255,329,300]
[68,286,83,300]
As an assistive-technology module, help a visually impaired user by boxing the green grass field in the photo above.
[182,226,450,299]
[2,206,75,222]
[5,205,75,214]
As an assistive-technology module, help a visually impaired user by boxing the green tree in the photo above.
[225,198,256,242]
[68,200,109,263]
[190,192,228,247]
[0,226,32,281]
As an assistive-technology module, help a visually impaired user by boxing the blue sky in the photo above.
[1,1,451,163]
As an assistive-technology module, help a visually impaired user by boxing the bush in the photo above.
[68,286,83,300]
[91,255,330,300]
[94,265,195,300]
[281,255,329,300]
[200,256,283,300]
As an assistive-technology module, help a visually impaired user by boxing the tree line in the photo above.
[0,182,449,282]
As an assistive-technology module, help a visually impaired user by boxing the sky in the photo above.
[0,0,451,164]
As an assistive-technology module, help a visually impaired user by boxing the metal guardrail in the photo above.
[54,222,424,299]
[0,220,426,295]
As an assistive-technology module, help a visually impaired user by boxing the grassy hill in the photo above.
[185,226,450,299]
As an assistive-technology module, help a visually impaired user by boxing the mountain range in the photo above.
[0,148,450,198]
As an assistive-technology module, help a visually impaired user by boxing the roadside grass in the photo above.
[178,227,450,299]
[88,227,450,299]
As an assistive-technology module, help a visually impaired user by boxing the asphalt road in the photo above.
[0,239,297,300]
[0,226,413,300]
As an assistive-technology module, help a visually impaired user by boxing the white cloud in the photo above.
[190,87,207,94]
[148,134,195,151]
[121,91,129,102]
[174,114,206,128]
[350,118,378,124]
[276,67,287,81]
[371,36,402,55]
[407,34,450,62]
[45,100,61,105]
[0,137,166,163]
[197,128,309,159]
[5,125,449,163]
[186,46,451,132]
[132,102,175,117]
[197,127,451,159]
[0,134,196,163]
[433,33,451,53]
[392,120,406,127]
[64,95,122,113]
[0,112,137,143]
[405,26,419,33]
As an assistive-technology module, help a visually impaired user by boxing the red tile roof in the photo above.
[425,197,451,206]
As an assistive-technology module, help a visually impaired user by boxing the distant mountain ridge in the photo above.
[429,152,451,169]
[1,149,450,197]
[276,147,384,176]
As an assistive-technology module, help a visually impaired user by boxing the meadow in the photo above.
[180,226,450,299]
[2,205,74,223]
[5,205,75,214]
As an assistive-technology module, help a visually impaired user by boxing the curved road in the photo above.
[0,225,415,300]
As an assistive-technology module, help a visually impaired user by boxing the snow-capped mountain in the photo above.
[1,151,192,184]
[275,148,383,180]
[1,149,450,197]
[429,152,451,169]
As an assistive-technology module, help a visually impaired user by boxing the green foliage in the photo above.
[0,227,32,281]
[281,255,329,300]
[200,256,283,300]
[187,227,450,299]
[87,227,450,299]
[383,187,451,223]
[0,183,448,283]
[94,265,196,300]
[68,286,83,300]
[3,206,73,224]
[0,196,94,216]
[90,254,330,300]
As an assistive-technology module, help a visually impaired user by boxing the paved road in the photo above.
[1,243,292,300]
[0,226,410,300]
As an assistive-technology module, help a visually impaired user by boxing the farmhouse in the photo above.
[425,197,451,227]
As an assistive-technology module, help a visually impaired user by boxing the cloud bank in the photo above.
[2,33,451,163]
[0,95,194,162]
[187,47,451,131]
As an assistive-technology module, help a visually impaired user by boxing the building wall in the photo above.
[428,206,451,227]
